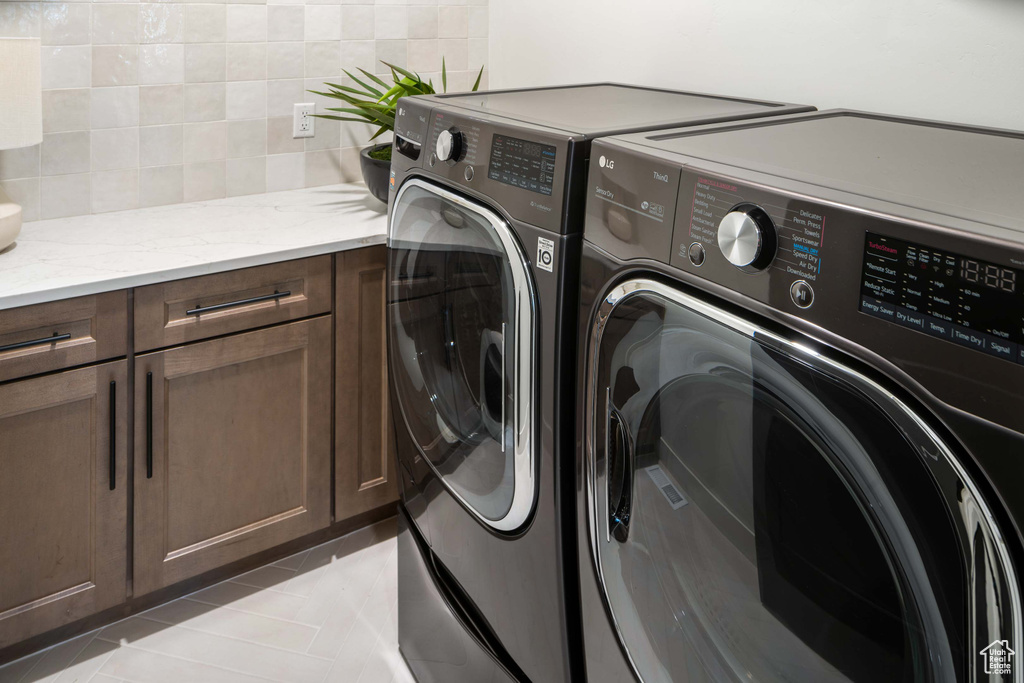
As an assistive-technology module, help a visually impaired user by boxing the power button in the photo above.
[687,242,706,267]
[790,280,814,309]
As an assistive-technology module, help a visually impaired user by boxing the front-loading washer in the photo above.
[577,110,1023,682]
[385,84,814,683]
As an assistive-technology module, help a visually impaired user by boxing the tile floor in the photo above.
[0,518,413,683]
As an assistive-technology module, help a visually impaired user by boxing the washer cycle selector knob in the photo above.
[717,204,777,271]
[435,128,463,163]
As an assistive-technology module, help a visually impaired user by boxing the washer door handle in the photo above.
[607,404,634,543]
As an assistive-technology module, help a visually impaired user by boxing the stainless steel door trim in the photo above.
[584,276,1022,683]
[389,177,537,533]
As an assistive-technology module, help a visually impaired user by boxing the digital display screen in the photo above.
[859,232,1024,364]
[487,134,556,196]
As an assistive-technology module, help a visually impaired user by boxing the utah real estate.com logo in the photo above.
[980,639,1015,677]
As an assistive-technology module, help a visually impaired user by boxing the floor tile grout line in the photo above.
[97,613,335,662]
[356,594,401,683]
[175,597,322,629]
[64,648,117,683]
[317,543,398,683]
[98,642,291,683]
[16,628,102,683]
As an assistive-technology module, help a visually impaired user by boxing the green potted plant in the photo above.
[312,59,483,204]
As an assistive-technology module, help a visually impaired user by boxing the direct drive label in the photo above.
[536,237,554,272]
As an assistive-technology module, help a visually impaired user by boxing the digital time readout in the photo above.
[487,134,556,196]
[859,232,1024,365]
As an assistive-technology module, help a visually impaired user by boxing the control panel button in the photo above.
[435,128,463,163]
[428,153,437,167]
[717,204,777,271]
[790,280,814,308]
[464,165,474,181]
[687,242,706,267]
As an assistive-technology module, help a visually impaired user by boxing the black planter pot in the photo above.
[360,144,392,204]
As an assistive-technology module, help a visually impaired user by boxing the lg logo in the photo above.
[598,155,615,170]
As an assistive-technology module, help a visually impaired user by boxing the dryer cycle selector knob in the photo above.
[435,128,463,163]
[717,204,777,271]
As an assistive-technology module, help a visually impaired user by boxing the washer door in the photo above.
[585,279,1020,683]
[388,179,536,533]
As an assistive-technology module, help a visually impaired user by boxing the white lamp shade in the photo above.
[0,38,42,151]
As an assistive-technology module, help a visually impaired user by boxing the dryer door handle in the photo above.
[607,404,634,543]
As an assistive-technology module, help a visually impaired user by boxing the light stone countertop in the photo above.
[0,183,389,310]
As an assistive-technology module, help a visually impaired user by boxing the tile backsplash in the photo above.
[0,0,488,221]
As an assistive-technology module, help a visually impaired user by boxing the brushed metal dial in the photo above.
[435,128,462,162]
[718,209,771,269]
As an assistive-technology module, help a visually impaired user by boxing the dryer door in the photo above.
[584,279,1020,683]
[388,178,536,533]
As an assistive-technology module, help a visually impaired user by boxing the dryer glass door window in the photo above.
[584,281,984,683]
[388,180,536,533]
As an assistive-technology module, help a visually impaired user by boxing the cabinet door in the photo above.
[336,246,398,521]
[134,317,332,596]
[0,361,128,648]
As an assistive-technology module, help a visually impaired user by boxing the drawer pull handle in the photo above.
[0,332,71,353]
[146,371,154,479]
[109,380,117,491]
[186,290,291,316]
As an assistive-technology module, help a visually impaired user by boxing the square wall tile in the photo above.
[183,160,225,201]
[92,45,138,86]
[408,7,437,39]
[226,156,266,196]
[226,118,266,158]
[40,172,91,219]
[226,80,266,119]
[184,43,225,82]
[0,145,40,181]
[91,86,140,128]
[438,38,466,69]
[267,116,303,154]
[140,124,183,167]
[266,152,303,191]
[140,84,183,125]
[408,39,438,73]
[0,3,42,40]
[266,42,303,79]
[185,4,225,43]
[226,42,266,80]
[375,6,407,40]
[438,6,467,38]
[91,127,139,171]
[267,5,303,42]
[341,5,373,40]
[266,78,302,117]
[92,169,138,213]
[304,5,339,41]
[139,44,184,84]
[304,41,339,77]
[92,4,138,44]
[183,121,226,161]
[374,39,406,70]
[42,4,91,45]
[139,4,184,44]
[41,131,90,176]
[468,6,486,37]
[226,5,266,42]
[42,46,91,89]
[305,149,340,187]
[1,178,41,223]
[140,165,184,207]
[42,88,91,133]
[468,37,485,68]
[340,39,374,74]
[184,82,226,122]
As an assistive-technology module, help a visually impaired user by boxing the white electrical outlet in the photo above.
[293,103,315,138]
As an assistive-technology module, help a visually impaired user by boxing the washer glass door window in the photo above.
[585,279,1019,683]
[388,179,536,533]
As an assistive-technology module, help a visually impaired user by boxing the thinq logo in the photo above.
[869,240,898,255]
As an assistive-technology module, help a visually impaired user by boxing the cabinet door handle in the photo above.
[185,290,290,316]
[0,332,71,353]
[109,380,116,491]
[146,371,154,479]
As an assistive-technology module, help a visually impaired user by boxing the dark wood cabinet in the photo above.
[335,246,399,522]
[0,360,128,649]
[132,317,333,596]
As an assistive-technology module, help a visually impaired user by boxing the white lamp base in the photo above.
[0,184,22,252]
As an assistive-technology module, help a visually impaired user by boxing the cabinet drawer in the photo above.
[134,256,332,352]
[0,292,127,383]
